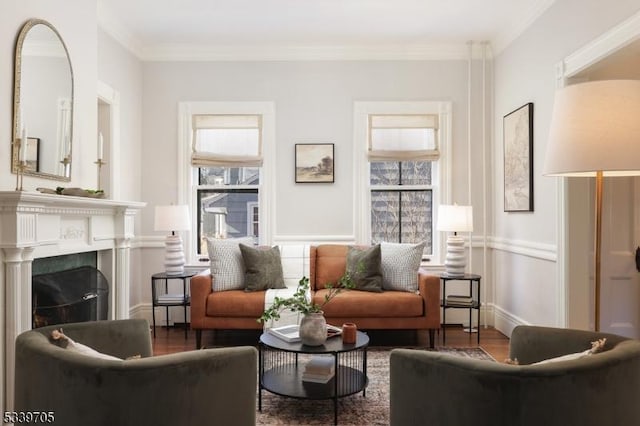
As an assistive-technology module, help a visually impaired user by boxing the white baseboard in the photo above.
[443,304,494,328]
[493,305,530,338]
[130,303,190,327]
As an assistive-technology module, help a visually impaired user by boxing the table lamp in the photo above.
[437,204,474,276]
[544,79,640,331]
[154,205,191,275]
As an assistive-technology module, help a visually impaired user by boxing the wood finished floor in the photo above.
[152,324,510,361]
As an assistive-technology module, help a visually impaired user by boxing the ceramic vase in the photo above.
[342,322,357,344]
[299,312,327,346]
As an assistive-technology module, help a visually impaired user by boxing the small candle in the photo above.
[98,132,104,160]
[19,126,27,163]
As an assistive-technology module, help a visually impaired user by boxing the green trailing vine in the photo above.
[258,272,356,323]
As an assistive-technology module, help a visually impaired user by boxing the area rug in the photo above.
[256,347,494,426]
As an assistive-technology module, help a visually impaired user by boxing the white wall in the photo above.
[97,29,144,307]
[492,0,640,335]
[0,0,98,191]
[0,0,147,344]
[137,59,489,322]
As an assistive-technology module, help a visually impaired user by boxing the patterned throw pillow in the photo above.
[239,244,286,292]
[380,241,426,292]
[207,237,255,292]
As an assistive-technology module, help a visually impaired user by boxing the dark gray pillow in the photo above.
[346,245,383,293]
[239,244,286,292]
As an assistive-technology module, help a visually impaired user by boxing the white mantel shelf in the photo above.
[0,191,146,413]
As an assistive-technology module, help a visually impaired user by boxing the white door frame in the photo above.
[555,11,640,329]
[97,81,121,200]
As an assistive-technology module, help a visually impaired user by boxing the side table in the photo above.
[151,268,203,339]
[440,273,481,345]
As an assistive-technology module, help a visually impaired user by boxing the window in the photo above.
[370,161,433,251]
[354,102,451,263]
[179,102,275,261]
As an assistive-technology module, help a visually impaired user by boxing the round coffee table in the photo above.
[258,330,369,425]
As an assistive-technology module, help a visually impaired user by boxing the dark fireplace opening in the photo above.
[32,265,109,329]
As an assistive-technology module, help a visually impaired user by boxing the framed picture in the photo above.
[295,143,334,183]
[25,137,40,172]
[503,103,533,212]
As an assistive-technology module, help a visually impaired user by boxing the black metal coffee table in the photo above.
[258,330,369,425]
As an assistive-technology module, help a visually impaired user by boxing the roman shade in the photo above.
[191,114,263,167]
[368,114,439,162]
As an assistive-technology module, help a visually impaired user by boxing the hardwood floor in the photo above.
[152,324,510,361]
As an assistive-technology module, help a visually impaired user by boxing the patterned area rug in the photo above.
[256,347,494,426]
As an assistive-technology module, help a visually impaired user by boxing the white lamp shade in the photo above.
[544,79,640,177]
[154,205,190,232]
[437,205,473,233]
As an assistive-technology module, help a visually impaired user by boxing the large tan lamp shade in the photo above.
[437,204,474,276]
[543,79,640,331]
[154,205,191,275]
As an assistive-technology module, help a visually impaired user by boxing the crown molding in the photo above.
[492,0,556,54]
[139,43,485,62]
[96,1,500,62]
[97,1,145,59]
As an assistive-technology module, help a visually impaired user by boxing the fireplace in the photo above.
[32,265,109,328]
[0,191,145,414]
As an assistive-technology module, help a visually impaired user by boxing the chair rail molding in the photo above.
[488,236,557,262]
[0,191,145,413]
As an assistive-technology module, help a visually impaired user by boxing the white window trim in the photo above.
[178,101,276,263]
[246,201,259,237]
[353,101,452,265]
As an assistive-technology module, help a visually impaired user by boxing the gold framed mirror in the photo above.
[12,19,73,181]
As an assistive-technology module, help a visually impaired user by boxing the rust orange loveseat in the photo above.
[190,244,441,348]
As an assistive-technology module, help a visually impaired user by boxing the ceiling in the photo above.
[97,0,557,61]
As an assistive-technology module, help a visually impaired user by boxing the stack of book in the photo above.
[446,295,474,306]
[157,293,187,303]
[302,356,335,384]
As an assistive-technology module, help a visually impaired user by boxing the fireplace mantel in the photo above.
[0,191,145,412]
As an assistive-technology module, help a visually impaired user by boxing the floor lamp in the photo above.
[543,80,640,331]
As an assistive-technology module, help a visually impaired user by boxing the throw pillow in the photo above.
[346,245,383,293]
[532,338,607,365]
[207,237,255,292]
[239,244,286,292]
[50,329,122,361]
[380,241,426,292]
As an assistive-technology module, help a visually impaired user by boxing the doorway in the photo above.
[560,15,640,338]
[97,81,121,200]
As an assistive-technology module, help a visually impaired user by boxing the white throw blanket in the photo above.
[263,286,310,329]
[262,244,310,329]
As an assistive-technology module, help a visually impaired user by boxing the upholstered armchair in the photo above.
[390,325,640,426]
[14,319,257,426]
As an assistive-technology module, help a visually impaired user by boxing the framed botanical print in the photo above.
[503,103,533,212]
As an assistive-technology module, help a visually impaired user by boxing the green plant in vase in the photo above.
[258,273,355,324]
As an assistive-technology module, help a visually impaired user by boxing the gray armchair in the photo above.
[390,325,640,426]
[15,319,257,426]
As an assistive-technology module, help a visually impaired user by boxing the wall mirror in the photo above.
[12,19,73,181]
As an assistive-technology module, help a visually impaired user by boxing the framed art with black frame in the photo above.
[503,103,533,212]
[295,143,334,183]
